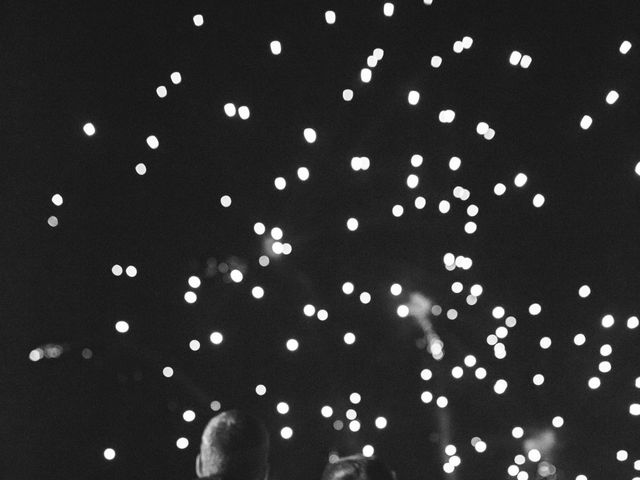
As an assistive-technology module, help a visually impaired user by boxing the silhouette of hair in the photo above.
[321,455,395,480]
[198,410,269,480]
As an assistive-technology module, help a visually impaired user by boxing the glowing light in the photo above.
[627,316,639,329]
[230,269,243,283]
[321,406,333,418]
[325,10,336,24]
[362,445,375,457]
[588,377,601,389]
[494,183,507,196]
[531,193,545,207]
[509,51,522,65]
[462,36,473,49]
[383,2,394,16]
[464,222,477,234]
[349,420,361,432]
[303,128,317,144]
[349,392,361,404]
[449,156,461,171]
[342,282,355,295]
[475,441,487,453]
[270,40,282,55]
[630,403,640,415]
[280,427,293,439]
[451,282,463,294]
[50,194,63,207]
[496,326,508,339]
[514,173,528,187]
[552,416,564,427]
[342,89,353,101]
[135,163,147,175]
[539,337,552,349]
[276,402,289,414]
[528,449,541,462]
[146,135,159,149]
[255,384,267,396]
[373,48,385,60]
[421,391,433,404]
[431,56,442,68]
[344,332,356,345]
[192,14,204,26]
[162,366,174,378]
[598,361,611,373]
[616,450,628,461]
[620,40,632,54]
[286,339,299,351]
[183,410,196,422]
[259,255,270,267]
[29,349,44,362]
[224,103,236,117]
[209,331,224,345]
[397,305,409,317]
[600,344,612,356]
[436,396,448,408]
[484,128,496,140]
[476,122,489,135]
[574,333,586,345]
[508,465,520,476]
[83,123,96,136]
[317,309,328,321]
[605,90,619,105]
[439,200,451,214]
[601,314,614,328]
[512,427,524,438]
[360,68,372,83]
[506,316,517,328]
[48,215,58,227]
[125,265,137,277]
[408,90,420,105]
[533,374,545,385]
[112,265,123,276]
[103,448,116,460]
[580,115,593,130]
[270,227,283,240]
[359,292,371,304]
[176,437,189,449]
[494,379,508,394]
[421,368,433,381]
[115,320,129,333]
[392,205,404,217]
[170,72,182,85]
[492,306,505,319]
[406,174,419,188]
[408,155,423,169]
[346,217,359,231]
[520,55,532,68]
[414,196,426,209]
[274,177,287,190]
[238,106,250,120]
[451,366,464,379]
[251,286,264,299]
[302,304,316,317]
[375,416,387,429]
[438,109,456,123]
[189,340,200,351]
[453,41,464,53]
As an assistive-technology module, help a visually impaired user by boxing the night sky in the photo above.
[3,1,640,479]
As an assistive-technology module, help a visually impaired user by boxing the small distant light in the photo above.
[600,344,612,356]
[436,396,448,408]
[259,255,270,267]
[514,173,528,187]
[115,321,129,333]
[347,217,359,231]
[135,163,147,175]
[601,314,615,328]
[552,416,564,427]
[438,109,456,123]
[29,348,44,362]
[383,2,395,16]
[410,154,424,167]
[475,441,487,453]
[193,14,204,26]
[421,391,433,403]
[406,174,419,189]
[620,40,632,54]
[219,195,233,208]
[146,135,159,149]
[156,86,167,98]
[270,40,282,55]
[476,122,489,135]
[224,103,236,117]
[51,194,63,206]
[359,292,371,304]
[505,316,517,328]
[276,402,290,414]
[83,123,96,136]
[494,379,508,394]
[253,222,266,235]
[274,177,287,191]
[325,10,336,24]
[438,200,451,214]
[431,56,443,68]
[189,340,200,351]
[484,128,496,140]
[373,48,385,60]
[103,448,116,460]
[494,183,507,196]
[580,115,593,130]
[238,106,250,120]
[515,455,526,465]
[286,338,299,351]
[303,304,316,317]
[342,282,355,295]
[464,222,477,234]
[251,286,264,299]
[512,427,524,438]
[321,406,333,418]
[303,128,317,144]
[112,265,123,276]
[573,333,586,345]
[184,291,197,304]
[539,337,552,349]
[627,316,639,329]
[492,306,506,319]
[449,156,461,171]
[453,41,464,53]
[588,377,601,389]
[445,444,457,456]
[210,332,223,345]
[408,90,420,105]
[344,332,356,345]
[606,90,619,105]
[415,196,426,209]
[397,305,409,318]
[48,215,59,227]
[317,309,328,321]
[520,55,532,68]
[230,269,243,283]
[255,384,267,396]
[176,437,189,449]
[533,374,545,386]
[188,276,201,289]
[509,51,522,65]
[598,361,611,373]
[375,416,387,429]
[528,449,541,462]
[162,366,174,378]
[350,392,361,404]
[392,205,404,217]
[532,194,545,207]
[616,450,628,461]
[349,420,361,432]
[451,366,464,379]
[421,368,433,381]
[360,68,372,83]
[183,410,196,422]
[170,72,182,85]
[362,445,375,457]
[296,167,310,182]
[125,266,137,277]
[508,465,520,476]
[342,89,354,101]
[630,403,640,415]
[280,427,293,439]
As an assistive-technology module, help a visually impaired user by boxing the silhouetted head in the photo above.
[196,410,270,480]
[321,455,395,480]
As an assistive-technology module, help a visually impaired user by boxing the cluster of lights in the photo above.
[453,36,474,54]
[509,51,532,68]
[224,103,251,120]
[111,264,138,277]
[156,71,182,98]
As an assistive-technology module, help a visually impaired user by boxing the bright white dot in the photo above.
[255,384,267,396]
[515,455,526,465]
[270,40,282,55]
[475,441,487,453]
[528,449,541,462]
[189,340,200,351]
[359,292,371,304]
[383,2,395,16]
[431,56,442,68]
[492,306,505,319]
[451,282,463,294]
[325,10,336,24]
[373,48,385,60]
[238,106,250,120]
[294,167,310,182]
[349,420,361,432]
[414,196,426,209]
[103,448,116,460]
[630,403,640,415]
[476,122,489,135]
[627,316,639,329]
[187,276,201,289]
[362,445,375,457]
[514,173,528,188]
[533,194,545,207]
[346,409,358,420]
[539,337,552,349]
[135,163,147,175]
[600,344,612,356]
[520,55,532,68]
[494,183,507,196]
[580,115,593,130]
[349,392,361,404]
[280,427,293,439]
[346,217,359,231]
[406,174,419,189]
[224,103,236,117]
[344,332,356,345]
[419,369,432,382]
[285,338,299,351]
[436,396,448,408]
[193,14,204,27]
[230,269,243,283]
[419,391,433,404]
[176,437,189,449]
[588,377,601,389]
[83,123,96,136]
[342,282,354,295]
[251,286,264,299]
[253,222,266,235]
[464,222,477,234]
[342,89,354,103]
[392,205,404,217]
[462,36,473,49]
[408,155,423,168]
[146,135,159,150]
[274,177,287,191]
[29,349,44,362]
[184,291,197,304]
[533,374,545,386]
[162,366,174,378]
[125,266,137,277]
[438,200,451,214]
[449,156,461,171]
[360,68,372,83]
[397,305,409,318]
[269,227,283,241]
[183,410,196,422]
[505,316,517,328]
[170,72,182,85]
[443,463,454,474]
[508,465,520,476]
[303,128,317,144]
[509,51,523,66]
[51,194,63,206]
[606,90,619,105]
[115,321,129,333]
[484,128,496,140]
[111,265,123,276]
[303,304,316,317]
[598,361,611,373]
[156,86,167,98]
[494,379,508,394]
[321,406,333,418]
[616,450,628,461]
[620,40,632,54]
[552,416,564,427]
[276,402,289,414]
[512,427,524,439]
[210,332,224,345]
[408,90,420,105]
[375,416,387,429]
[601,314,615,328]
[453,41,464,53]
[438,109,456,123]
[527,303,541,315]
[451,366,464,379]
[573,333,586,346]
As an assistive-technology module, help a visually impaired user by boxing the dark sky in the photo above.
[3,1,640,479]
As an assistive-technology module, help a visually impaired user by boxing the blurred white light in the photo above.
[135,163,147,175]
[443,463,454,474]
[453,41,464,53]
[224,103,236,117]
[397,305,409,317]
[392,205,404,217]
[156,85,167,98]
[276,402,289,414]
[476,122,489,135]
[464,222,477,234]
[125,266,137,277]
[514,455,526,465]
[421,391,433,404]
[359,292,371,304]
[349,420,361,432]
[415,196,426,209]
[321,406,333,418]
[193,14,204,26]
[303,128,317,143]
[496,326,508,339]
[580,115,593,130]
[528,449,541,462]
[325,10,336,24]
[347,217,359,231]
[189,340,200,351]
[373,48,385,60]
[383,2,394,16]
[230,269,243,283]
[344,332,356,345]
[505,316,517,328]
[286,339,299,351]
[253,222,266,235]
[274,177,287,190]
[220,195,232,207]
[630,403,640,415]
[508,465,520,476]
[29,349,44,362]
[408,90,420,105]
[271,242,283,255]
[280,427,293,439]
[574,333,586,345]
[317,309,329,321]
[620,40,632,54]
[616,450,628,461]
[539,337,552,349]
[598,361,611,373]
[146,135,159,149]
[451,282,463,294]
[438,109,456,123]
[601,314,614,328]
[475,441,487,453]
[360,68,372,83]
[51,194,63,206]
[484,128,496,140]
[296,167,310,181]
[270,227,283,240]
[436,396,448,408]
[421,368,433,381]
[514,173,528,187]
[528,303,541,315]
[575,476,587,480]
[533,374,545,385]
[176,437,189,449]
[552,416,564,427]
[115,321,129,333]
[255,384,267,396]
[170,72,182,85]
[187,276,201,289]
[162,366,174,378]
[492,306,505,319]
[238,106,250,120]
[439,200,451,214]
[509,51,522,65]
[600,344,612,356]
[462,36,473,49]
[251,286,264,299]
[410,154,423,167]
[494,379,508,394]
[103,448,116,460]
[449,156,461,171]
[606,90,619,105]
[512,427,524,438]
[579,286,591,301]
[342,89,354,101]
[112,265,123,276]
[406,174,419,189]
[431,56,442,68]
[520,55,532,68]
[451,366,464,379]
[303,304,316,317]
[494,183,507,196]
[375,416,387,429]
[183,410,196,422]
[270,40,282,55]
[349,392,362,404]
[342,282,355,295]
[627,316,639,329]
[533,194,545,207]
[362,445,375,457]
[210,332,223,345]
[588,377,601,389]
[83,123,96,136]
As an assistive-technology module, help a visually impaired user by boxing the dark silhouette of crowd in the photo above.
[195,410,395,480]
